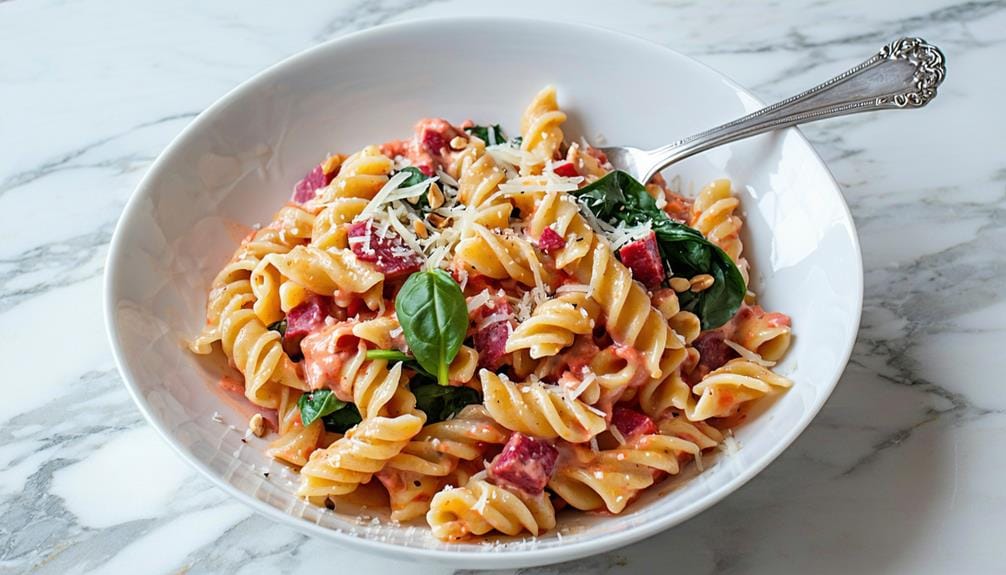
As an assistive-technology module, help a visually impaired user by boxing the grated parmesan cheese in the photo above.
[724,340,776,367]
[568,371,595,401]
[609,424,626,445]
[720,430,740,455]
[358,171,410,218]
[466,289,492,313]
[555,283,591,294]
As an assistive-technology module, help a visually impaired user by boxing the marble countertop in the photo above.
[3,0,1003,573]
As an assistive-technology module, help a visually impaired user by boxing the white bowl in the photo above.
[104,17,862,569]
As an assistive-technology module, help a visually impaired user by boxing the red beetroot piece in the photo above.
[552,161,579,178]
[472,297,512,370]
[537,227,566,254]
[347,220,424,279]
[618,231,665,288]
[611,406,658,439]
[489,433,558,495]
[283,294,332,356]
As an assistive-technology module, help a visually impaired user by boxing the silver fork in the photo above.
[600,37,946,183]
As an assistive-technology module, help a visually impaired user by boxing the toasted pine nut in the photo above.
[413,219,428,239]
[427,182,445,209]
[689,274,715,292]
[449,136,468,150]
[670,277,691,293]
[249,413,266,437]
[427,213,451,229]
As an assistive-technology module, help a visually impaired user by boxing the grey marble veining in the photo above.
[2,0,1004,573]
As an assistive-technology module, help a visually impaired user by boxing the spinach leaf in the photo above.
[395,270,469,386]
[464,124,506,146]
[392,166,431,210]
[266,319,287,337]
[321,403,362,433]
[411,382,480,423]
[397,166,429,188]
[571,170,746,329]
[297,389,347,427]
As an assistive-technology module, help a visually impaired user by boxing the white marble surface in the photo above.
[1,0,1003,573]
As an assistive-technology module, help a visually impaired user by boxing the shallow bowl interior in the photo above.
[105,17,862,569]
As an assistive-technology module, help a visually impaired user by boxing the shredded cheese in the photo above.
[720,430,740,455]
[555,283,591,294]
[568,371,595,401]
[466,289,492,313]
[359,171,410,218]
[724,340,776,367]
[609,424,626,445]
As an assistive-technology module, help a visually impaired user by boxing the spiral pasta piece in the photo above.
[523,190,594,269]
[572,239,683,378]
[454,224,546,287]
[389,405,509,476]
[480,371,606,443]
[457,143,505,208]
[314,145,393,205]
[378,469,448,522]
[691,179,749,285]
[637,346,692,419]
[264,245,383,306]
[505,292,599,358]
[548,432,702,513]
[297,411,425,498]
[267,418,324,467]
[689,359,793,420]
[192,205,314,350]
[520,85,566,167]
[427,477,556,540]
[310,197,369,250]
[733,306,792,362]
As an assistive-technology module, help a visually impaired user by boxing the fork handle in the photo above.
[639,37,946,182]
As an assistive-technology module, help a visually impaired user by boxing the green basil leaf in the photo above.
[297,390,347,427]
[464,124,506,146]
[266,319,287,337]
[411,382,480,424]
[395,270,469,386]
[365,349,413,362]
[571,170,745,329]
[321,403,362,433]
[365,349,435,379]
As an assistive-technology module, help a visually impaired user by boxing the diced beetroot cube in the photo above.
[292,165,326,204]
[489,433,558,495]
[285,294,331,339]
[474,322,509,369]
[618,231,665,288]
[472,297,512,369]
[552,161,579,178]
[283,294,332,356]
[537,226,566,254]
[422,129,447,155]
[347,220,424,279]
[611,406,658,439]
[692,331,739,376]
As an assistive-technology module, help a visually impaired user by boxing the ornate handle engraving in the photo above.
[637,37,947,182]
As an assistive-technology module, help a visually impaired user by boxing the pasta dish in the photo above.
[190,87,793,541]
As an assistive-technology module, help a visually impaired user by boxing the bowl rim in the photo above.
[104,15,863,568]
